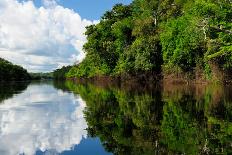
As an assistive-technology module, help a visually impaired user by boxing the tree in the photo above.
[0,58,31,81]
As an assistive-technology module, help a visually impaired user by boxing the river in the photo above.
[0,81,231,154]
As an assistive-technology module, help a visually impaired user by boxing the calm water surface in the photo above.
[0,81,232,155]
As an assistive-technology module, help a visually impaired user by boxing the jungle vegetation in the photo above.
[0,58,31,81]
[66,0,232,81]
[53,66,72,80]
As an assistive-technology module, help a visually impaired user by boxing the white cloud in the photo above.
[0,0,97,72]
[42,0,57,8]
[0,83,88,155]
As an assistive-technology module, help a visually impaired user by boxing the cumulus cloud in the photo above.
[0,0,97,72]
[0,83,88,155]
[42,0,58,8]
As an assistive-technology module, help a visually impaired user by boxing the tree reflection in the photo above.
[0,82,30,103]
[65,81,232,154]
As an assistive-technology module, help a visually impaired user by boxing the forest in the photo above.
[0,58,31,81]
[53,66,72,80]
[64,0,231,82]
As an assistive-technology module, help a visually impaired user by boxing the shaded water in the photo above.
[0,81,232,154]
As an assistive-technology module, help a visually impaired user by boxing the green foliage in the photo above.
[160,15,205,71]
[66,54,111,78]
[30,72,53,80]
[67,0,232,80]
[115,36,162,73]
[0,58,31,81]
[53,66,71,80]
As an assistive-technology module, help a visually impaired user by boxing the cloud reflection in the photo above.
[0,83,87,155]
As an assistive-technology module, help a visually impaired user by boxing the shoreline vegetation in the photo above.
[55,0,231,84]
[1,0,231,84]
[0,58,31,81]
[0,58,53,82]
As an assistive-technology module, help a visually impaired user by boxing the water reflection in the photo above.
[0,82,30,103]
[65,81,232,155]
[0,82,87,155]
[0,80,232,155]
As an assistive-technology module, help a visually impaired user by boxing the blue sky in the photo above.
[32,0,132,20]
[0,0,132,72]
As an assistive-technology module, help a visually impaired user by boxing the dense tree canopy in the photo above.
[66,0,231,81]
[0,58,31,81]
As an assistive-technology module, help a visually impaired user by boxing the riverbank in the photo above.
[67,69,232,86]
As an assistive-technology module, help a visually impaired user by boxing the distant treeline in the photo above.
[0,58,31,81]
[61,0,231,82]
[30,72,53,80]
[30,66,73,81]
[53,66,72,80]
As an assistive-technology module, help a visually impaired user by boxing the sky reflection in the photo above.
[0,83,87,155]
